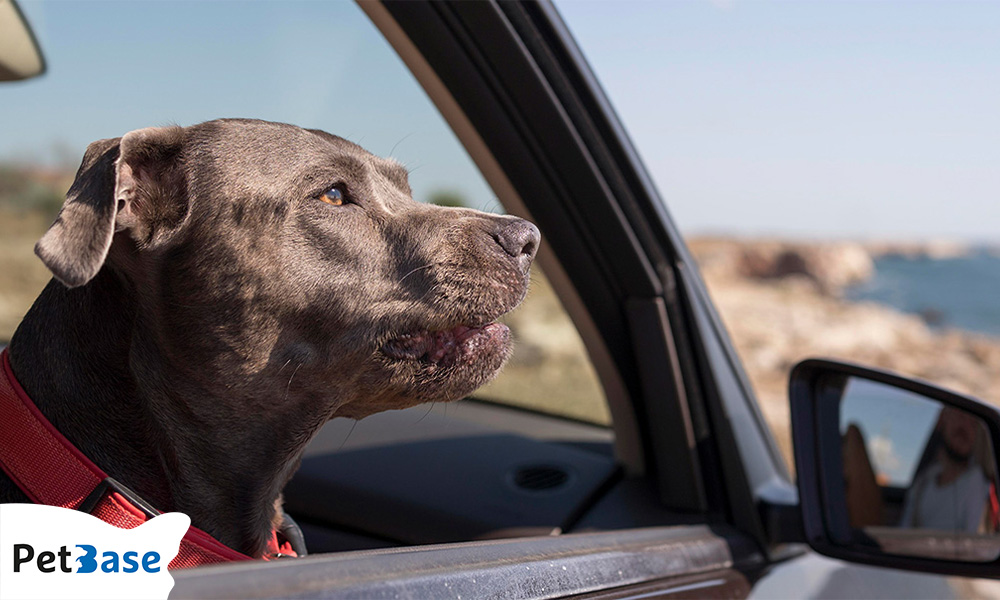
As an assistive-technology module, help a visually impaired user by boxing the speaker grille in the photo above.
[513,465,569,491]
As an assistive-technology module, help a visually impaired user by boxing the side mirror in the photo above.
[0,0,45,82]
[790,359,1000,579]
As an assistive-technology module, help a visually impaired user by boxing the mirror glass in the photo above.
[0,1,45,82]
[831,375,1000,562]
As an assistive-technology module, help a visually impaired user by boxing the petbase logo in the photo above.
[0,504,188,600]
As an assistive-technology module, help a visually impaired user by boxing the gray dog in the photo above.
[0,118,539,558]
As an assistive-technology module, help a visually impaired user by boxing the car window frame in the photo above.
[370,0,711,511]
[176,0,794,594]
[370,0,801,535]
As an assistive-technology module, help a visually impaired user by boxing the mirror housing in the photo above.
[0,0,45,82]
[790,358,1000,579]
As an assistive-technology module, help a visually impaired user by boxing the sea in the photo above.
[845,250,1000,338]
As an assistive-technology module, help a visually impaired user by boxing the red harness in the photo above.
[0,349,295,568]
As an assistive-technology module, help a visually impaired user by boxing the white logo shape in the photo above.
[0,503,188,600]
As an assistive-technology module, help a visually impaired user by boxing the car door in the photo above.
[168,0,796,597]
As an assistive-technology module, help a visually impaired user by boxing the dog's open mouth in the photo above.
[382,322,510,366]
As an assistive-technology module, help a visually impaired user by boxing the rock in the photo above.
[917,307,946,327]
[864,239,972,260]
[689,236,1000,471]
[730,241,874,295]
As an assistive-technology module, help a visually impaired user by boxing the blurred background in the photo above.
[557,0,1000,472]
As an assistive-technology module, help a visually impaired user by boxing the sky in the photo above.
[5,1,999,241]
[3,1,498,213]
[556,1,1000,241]
[841,377,941,486]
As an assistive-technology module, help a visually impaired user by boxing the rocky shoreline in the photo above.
[689,237,1000,468]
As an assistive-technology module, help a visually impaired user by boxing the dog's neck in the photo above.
[7,269,300,557]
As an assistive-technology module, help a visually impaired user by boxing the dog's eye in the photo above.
[319,185,347,206]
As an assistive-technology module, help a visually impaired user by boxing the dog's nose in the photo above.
[494,219,540,273]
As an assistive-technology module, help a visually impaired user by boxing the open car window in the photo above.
[3,0,616,555]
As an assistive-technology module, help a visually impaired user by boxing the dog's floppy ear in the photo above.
[35,127,185,288]
[35,137,122,288]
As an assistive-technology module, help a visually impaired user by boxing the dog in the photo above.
[0,118,539,560]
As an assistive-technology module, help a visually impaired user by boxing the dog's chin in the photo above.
[382,321,512,390]
[334,323,512,419]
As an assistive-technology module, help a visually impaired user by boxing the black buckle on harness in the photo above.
[77,476,161,519]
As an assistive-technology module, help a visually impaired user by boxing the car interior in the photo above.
[286,399,619,551]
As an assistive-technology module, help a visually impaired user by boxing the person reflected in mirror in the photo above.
[900,407,996,533]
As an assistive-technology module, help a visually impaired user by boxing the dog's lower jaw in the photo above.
[334,342,513,421]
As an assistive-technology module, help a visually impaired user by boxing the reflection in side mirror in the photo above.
[0,0,46,82]
[835,376,1000,562]
[791,359,1000,579]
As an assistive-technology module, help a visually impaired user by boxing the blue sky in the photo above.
[5,1,999,240]
[4,1,498,212]
[557,1,1000,241]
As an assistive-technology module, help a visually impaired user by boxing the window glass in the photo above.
[557,1,1000,466]
[1,1,607,425]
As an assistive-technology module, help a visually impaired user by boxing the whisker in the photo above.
[412,283,439,305]
[283,363,302,402]
[337,419,359,452]
[416,402,436,423]
[476,198,504,215]
[389,132,416,158]
[399,263,435,284]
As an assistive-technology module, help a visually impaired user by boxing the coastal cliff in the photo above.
[689,238,1000,467]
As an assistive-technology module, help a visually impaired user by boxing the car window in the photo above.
[1,1,608,427]
[558,0,1000,468]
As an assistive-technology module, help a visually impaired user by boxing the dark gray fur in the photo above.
[1,119,539,557]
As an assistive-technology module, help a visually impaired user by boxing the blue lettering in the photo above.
[122,551,139,573]
[101,551,120,573]
[142,551,160,573]
[75,544,97,573]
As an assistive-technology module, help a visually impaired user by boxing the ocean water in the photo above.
[846,251,1000,337]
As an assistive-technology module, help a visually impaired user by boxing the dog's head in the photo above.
[36,119,539,421]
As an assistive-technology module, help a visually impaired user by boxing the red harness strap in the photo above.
[0,349,294,568]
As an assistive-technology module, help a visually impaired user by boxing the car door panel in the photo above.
[570,570,752,600]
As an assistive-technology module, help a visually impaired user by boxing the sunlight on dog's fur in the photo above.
[0,119,539,557]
